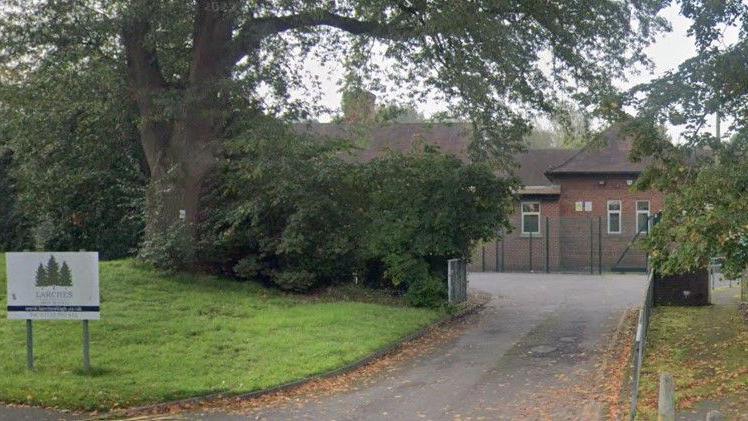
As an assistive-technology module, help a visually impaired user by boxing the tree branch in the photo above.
[230,10,418,65]
[121,18,172,172]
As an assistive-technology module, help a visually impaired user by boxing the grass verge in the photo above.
[637,289,748,419]
[0,256,442,411]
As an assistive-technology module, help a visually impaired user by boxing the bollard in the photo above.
[658,372,675,421]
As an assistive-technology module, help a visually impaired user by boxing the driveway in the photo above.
[192,272,647,420]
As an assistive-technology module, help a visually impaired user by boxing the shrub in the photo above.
[199,127,514,305]
[199,125,366,291]
[137,220,195,271]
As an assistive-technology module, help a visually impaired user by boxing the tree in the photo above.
[46,256,60,286]
[59,262,73,287]
[0,0,668,262]
[35,263,48,287]
[623,1,748,276]
[0,26,146,259]
[0,148,30,251]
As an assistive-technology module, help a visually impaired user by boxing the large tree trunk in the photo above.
[143,121,217,241]
[122,3,234,265]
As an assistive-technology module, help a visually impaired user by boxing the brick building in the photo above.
[298,122,663,273]
[472,127,663,273]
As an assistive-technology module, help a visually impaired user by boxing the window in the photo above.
[636,201,650,234]
[607,200,622,234]
[521,202,540,235]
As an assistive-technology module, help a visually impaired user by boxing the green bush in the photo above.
[199,125,366,292]
[359,146,513,304]
[0,54,145,259]
[137,220,195,271]
[200,127,514,305]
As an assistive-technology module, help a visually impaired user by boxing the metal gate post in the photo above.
[529,232,533,272]
[501,237,505,272]
[495,239,499,272]
[598,216,602,274]
[545,216,550,273]
[481,245,486,272]
[589,217,594,274]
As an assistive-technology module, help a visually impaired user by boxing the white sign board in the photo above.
[6,252,100,320]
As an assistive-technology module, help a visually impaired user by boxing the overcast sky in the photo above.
[304,4,739,142]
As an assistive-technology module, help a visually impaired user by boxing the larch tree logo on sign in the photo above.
[34,256,74,287]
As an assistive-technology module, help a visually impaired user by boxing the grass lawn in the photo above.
[637,289,748,419]
[0,256,442,411]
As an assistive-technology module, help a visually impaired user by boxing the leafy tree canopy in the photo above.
[623,1,748,276]
[0,0,669,255]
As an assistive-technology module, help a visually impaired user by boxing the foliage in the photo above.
[0,257,442,411]
[0,149,31,251]
[201,126,512,305]
[137,220,195,271]
[199,124,365,292]
[623,2,748,277]
[524,103,592,149]
[360,146,513,305]
[0,0,669,250]
[637,292,748,418]
[0,33,146,259]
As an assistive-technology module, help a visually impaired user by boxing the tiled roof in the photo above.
[296,122,645,186]
[512,148,578,186]
[546,126,650,175]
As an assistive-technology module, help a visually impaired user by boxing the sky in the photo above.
[304,4,739,142]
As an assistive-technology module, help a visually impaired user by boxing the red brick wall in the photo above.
[469,174,663,272]
[555,174,663,271]
[469,197,560,272]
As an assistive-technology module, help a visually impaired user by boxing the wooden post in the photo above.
[658,372,675,421]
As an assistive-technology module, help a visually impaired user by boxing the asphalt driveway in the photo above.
[193,272,647,420]
[1,272,646,420]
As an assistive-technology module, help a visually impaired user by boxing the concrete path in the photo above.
[191,272,647,420]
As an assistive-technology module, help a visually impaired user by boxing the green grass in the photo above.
[637,292,748,419]
[0,256,442,411]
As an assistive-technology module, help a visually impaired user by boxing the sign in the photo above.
[575,201,583,212]
[6,252,100,320]
[584,201,593,212]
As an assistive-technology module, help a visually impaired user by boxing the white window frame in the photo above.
[636,200,651,235]
[607,200,622,234]
[521,201,541,235]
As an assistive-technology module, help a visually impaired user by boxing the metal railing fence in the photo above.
[630,270,655,419]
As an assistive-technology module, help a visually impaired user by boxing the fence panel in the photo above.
[470,214,651,273]
[448,258,468,304]
[630,270,655,419]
